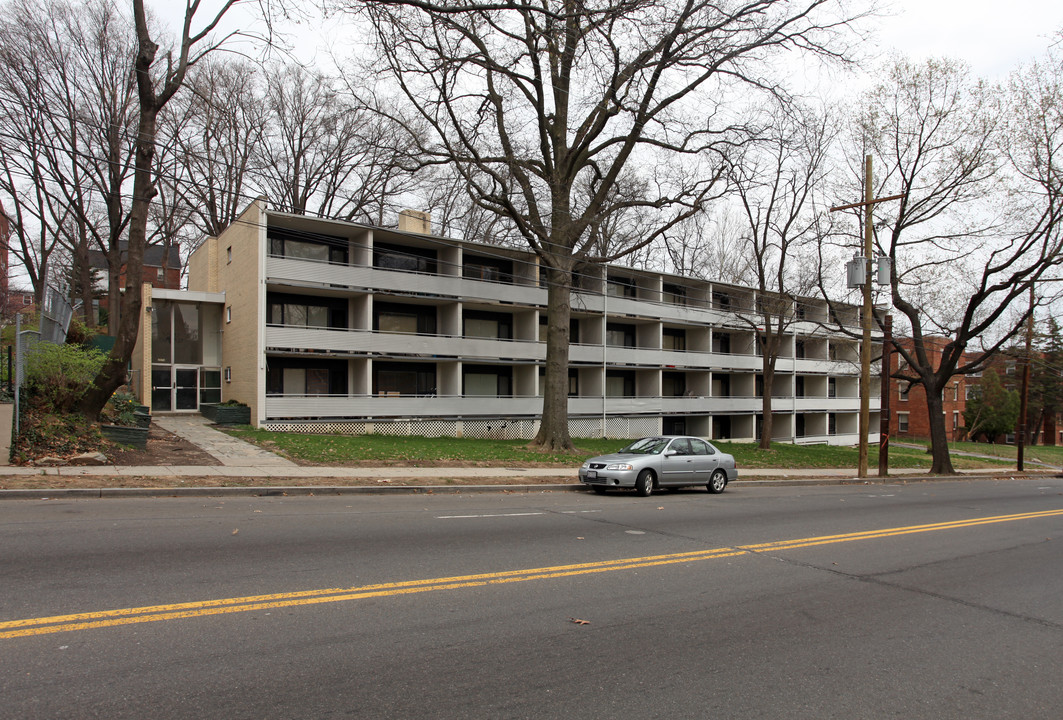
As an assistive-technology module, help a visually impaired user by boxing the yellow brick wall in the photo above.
[129,283,153,405]
[187,236,218,293]
[214,200,264,425]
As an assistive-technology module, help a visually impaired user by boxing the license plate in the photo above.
[587,471,597,479]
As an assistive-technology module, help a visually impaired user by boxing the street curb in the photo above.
[1,471,1055,500]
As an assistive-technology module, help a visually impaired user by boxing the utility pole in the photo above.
[830,156,903,478]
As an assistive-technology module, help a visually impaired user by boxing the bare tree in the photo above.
[168,58,267,239]
[79,0,250,418]
[850,56,1063,474]
[0,0,138,330]
[731,102,835,449]
[342,0,865,450]
[257,61,421,224]
[660,206,753,283]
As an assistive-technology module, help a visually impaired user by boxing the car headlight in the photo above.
[581,462,590,468]
[606,463,634,471]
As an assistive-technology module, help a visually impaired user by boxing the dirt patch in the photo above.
[104,425,218,466]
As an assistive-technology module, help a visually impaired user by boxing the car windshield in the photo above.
[618,437,670,455]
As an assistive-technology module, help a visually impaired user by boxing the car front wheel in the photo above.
[635,469,655,497]
[707,469,727,494]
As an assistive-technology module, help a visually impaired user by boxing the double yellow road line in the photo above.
[3,508,1061,640]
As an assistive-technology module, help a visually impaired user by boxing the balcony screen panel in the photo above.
[465,318,501,339]
[284,368,306,395]
[378,313,419,334]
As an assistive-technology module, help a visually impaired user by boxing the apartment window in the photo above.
[226,246,232,264]
[952,385,959,401]
[373,242,437,273]
[662,328,686,351]
[712,292,731,310]
[663,283,687,305]
[539,316,580,343]
[662,372,686,397]
[795,305,807,320]
[373,362,436,396]
[755,375,764,397]
[795,376,805,397]
[268,293,347,329]
[795,414,806,437]
[267,359,347,396]
[606,277,637,298]
[898,413,909,433]
[463,365,512,397]
[224,366,231,383]
[712,332,731,354]
[795,340,806,359]
[828,413,838,435]
[605,370,636,397]
[225,306,231,324]
[538,368,579,397]
[899,383,910,401]
[463,254,513,283]
[269,229,347,264]
[606,323,636,347]
[374,302,436,335]
[464,310,512,340]
[953,411,960,430]
[828,377,837,398]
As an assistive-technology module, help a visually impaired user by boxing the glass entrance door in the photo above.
[175,367,198,410]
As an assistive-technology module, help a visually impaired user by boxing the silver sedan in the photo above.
[578,436,738,496]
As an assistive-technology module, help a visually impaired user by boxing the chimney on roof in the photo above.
[398,209,432,235]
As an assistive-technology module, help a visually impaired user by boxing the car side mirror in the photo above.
[664,451,677,457]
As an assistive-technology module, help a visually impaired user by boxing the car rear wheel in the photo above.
[707,469,727,494]
[635,469,655,497]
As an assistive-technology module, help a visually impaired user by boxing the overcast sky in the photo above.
[876,0,1061,79]
[166,1,1063,83]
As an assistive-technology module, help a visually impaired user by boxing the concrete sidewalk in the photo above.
[0,413,1054,497]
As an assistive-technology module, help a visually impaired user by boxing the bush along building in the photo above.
[131,199,882,443]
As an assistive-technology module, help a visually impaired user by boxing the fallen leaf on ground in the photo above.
[569,617,590,625]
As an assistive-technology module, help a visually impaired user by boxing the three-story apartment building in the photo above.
[132,199,881,443]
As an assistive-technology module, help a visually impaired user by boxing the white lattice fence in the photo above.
[568,417,602,438]
[261,416,657,439]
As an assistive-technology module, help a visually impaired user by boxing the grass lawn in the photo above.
[898,439,1063,468]
[224,428,1019,470]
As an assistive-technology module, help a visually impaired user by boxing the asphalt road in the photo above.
[2,477,1063,719]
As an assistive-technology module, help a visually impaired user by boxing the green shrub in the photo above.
[101,389,138,426]
[24,342,107,412]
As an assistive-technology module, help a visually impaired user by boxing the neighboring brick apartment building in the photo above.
[889,337,1062,446]
[889,336,973,442]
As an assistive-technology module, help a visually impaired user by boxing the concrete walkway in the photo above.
[153,415,298,468]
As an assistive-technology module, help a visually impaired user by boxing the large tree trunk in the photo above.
[925,380,956,474]
[532,264,575,451]
[759,356,775,450]
[78,109,155,418]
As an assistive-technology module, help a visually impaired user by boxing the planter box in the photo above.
[200,403,251,425]
[100,424,148,449]
[133,411,151,428]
